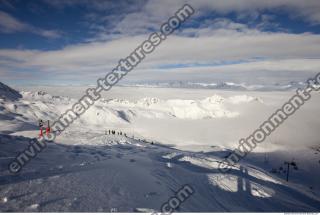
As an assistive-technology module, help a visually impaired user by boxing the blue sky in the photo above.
[0,0,320,85]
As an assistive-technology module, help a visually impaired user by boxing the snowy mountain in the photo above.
[0,84,263,131]
[104,94,263,120]
[0,83,320,212]
[0,82,22,101]
[121,81,307,91]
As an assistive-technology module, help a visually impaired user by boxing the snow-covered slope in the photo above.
[103,94,262,120]
[1,134,320,212]
[1,83,320,212]
[1,83,263,132]
[0,82,22,101]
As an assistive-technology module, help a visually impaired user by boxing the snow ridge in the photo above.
[0,82,22,101]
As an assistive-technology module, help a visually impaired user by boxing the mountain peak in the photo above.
[0,82,22,101]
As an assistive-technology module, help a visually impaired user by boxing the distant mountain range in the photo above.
[121,81,307,91]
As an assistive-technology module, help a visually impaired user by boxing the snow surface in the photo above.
[1,82,320,212]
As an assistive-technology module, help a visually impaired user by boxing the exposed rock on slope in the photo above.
[0,82,22,101]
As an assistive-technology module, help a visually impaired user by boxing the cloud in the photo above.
[1,0,320,84]
[126,59,320,85]
[0,11,61,38]
[179,0,320,24]
[86,0,320,42]
[1,24,320,83]
[0,11,28,33]
[120,0,320,29]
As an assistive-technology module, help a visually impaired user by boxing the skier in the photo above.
[39,119,44,137]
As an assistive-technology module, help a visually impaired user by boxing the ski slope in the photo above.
[1,82,320,212]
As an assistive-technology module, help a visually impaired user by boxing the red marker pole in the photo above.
[46,120,51,135]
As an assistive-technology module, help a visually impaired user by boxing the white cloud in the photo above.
[0,11,29,33]
[121,0,320,28]
[1,26,320,83]
[1,0,320,83]
[88,0,320,42]
[180,0,320,24]
[0,11,61,38]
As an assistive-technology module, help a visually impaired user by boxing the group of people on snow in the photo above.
[105,130,127,137]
